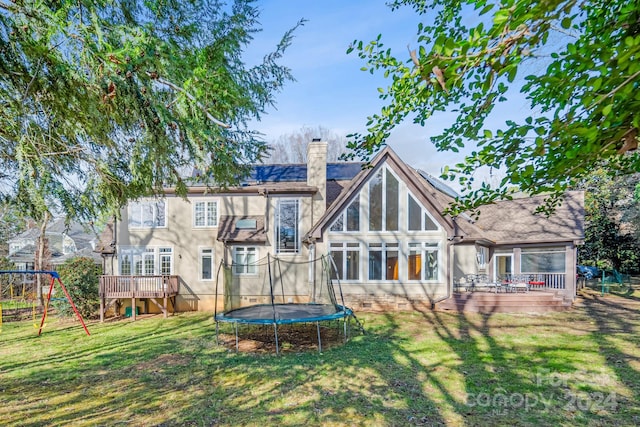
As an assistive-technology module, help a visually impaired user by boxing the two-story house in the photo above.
[99,140,584,318]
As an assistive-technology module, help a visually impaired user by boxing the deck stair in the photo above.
[436,291,571,313]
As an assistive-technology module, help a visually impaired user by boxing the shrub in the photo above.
[52,257,101,319]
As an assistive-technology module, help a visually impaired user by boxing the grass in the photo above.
[0,289,639,426]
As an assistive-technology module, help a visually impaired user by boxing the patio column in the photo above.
[565,244,577,300]
[513,248,522,274]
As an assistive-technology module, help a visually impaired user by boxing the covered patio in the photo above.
[454,273,568,294]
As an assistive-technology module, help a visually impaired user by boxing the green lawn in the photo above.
[1,289,639,426]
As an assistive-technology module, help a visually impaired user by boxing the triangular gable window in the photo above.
[329,163,440,234]
[330,199,360,232]
[408,193,439,231]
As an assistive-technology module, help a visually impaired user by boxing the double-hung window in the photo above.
[194,201,218,227]
[234,247,257,275]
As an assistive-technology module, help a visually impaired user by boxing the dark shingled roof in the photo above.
[217,216,268,244]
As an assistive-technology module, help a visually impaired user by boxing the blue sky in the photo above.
[248,0,532,181]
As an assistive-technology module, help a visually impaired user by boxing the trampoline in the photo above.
[216,303,353,325]
[214,254,362,353]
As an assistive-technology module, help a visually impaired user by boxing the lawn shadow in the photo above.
[2,294,639,426]
[580,290,640,422]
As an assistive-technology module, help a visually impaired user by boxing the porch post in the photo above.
[565,244,577,300]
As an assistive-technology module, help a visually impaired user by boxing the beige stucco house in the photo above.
[99,141,584,318]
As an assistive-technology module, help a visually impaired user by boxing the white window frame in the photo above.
[330,242,361,282]
[233,246,258,275]
[520,247,566,273]
[159,247,173,276]
[476,246,489,269]
[275,198,300,254]
[193,200,218,228]
[199,247,214,281]
[407,191,440,231]
[118,246,173,276]
[368,242,400,281]
[368,165,402,232]
[128,200,167,229]
[407,242,439,281]
[329,199,360,233]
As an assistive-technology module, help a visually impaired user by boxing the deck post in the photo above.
[164,296,168,318]
[100,296,104,323]
[132,297,136,321]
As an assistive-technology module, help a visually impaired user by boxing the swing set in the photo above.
[0,270,90,336]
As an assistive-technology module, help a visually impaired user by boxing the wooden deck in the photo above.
[436,291,572,313]
[99,275,179,321]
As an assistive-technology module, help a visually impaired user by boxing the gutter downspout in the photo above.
[431,218,462,309]
[431,238,454,309]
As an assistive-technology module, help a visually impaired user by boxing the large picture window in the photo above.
[368,167,400,232]
[128,200,166,228]
[330,242,360,281]
[234,247,258,275]
[193,201,218,227]
[521,248,565,273]
[408,243,438,281]
[368,243,399,280]
[276,199,300,253]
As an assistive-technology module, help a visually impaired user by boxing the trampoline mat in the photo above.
[216,303,352,325]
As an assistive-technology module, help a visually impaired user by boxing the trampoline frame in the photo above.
[213,254,359,354]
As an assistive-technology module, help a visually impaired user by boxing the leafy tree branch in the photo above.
[0,0,302,224]
[347,0,640,215]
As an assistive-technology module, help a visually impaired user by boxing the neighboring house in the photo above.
[7,218,101,270]
[99,141,584,317]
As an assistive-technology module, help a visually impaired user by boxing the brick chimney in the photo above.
[307,139,328,220]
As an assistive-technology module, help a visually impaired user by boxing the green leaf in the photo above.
[561,17,571,29]
[493,9,510,26]
[602,104,612,116]
[480,4,494,15]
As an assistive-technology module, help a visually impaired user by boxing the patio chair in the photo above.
[510,274,530,293]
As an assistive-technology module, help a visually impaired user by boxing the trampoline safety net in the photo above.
[214,254,350,324]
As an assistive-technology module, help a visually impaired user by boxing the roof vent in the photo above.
[312,138,321,142]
